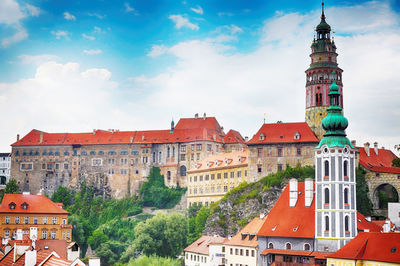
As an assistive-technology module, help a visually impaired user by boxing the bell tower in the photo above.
[305,2,343,140]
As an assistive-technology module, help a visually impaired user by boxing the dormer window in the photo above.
[259,133,265,141]
[294,132,301,140]
[21,202,28,210]
[9,202,16,210]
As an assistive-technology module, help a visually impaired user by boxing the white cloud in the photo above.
[83,49,102,55]
[93,26,102,33]
[169,14,199,30]
[82,33,95,40]
[1,24,27,47]
[88,13,106,19]
[217,12,234,17]
[124,3,139,15]
[0,0,24,24]
[191,6,203,15]
[25,4,40,17]
[147,45,168,57]
[63,11,76,21]
[18,54,60,65]
[52,30,69,40]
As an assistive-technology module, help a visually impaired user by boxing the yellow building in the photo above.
[187,151,249,207]
[0,193,72,242]
[327,232,400,266]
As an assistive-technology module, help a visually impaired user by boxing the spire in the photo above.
[321,2,326,20]
[317,71,353,148]
[316,2,331,39]
[170,118,175,133]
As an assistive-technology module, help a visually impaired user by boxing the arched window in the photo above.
[268,243,274,249]
[344,161,348,177]
[167,171,171,180]
[285,243,292,250]
[344,188,349,204]
[324,160,329,177]
[180,165,187,176]
[345,216,349,232]
[324,188,330,204]
[167,147,170,157]
[325,216,329,231]
[172,147,175,157]
[304,243,311,251]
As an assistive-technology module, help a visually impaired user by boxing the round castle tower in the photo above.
[305,2,343,140]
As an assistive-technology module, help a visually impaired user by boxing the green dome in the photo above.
[322,107,348,134]
[316,20,331,31]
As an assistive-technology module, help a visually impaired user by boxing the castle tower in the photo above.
[314,72,357,252]
[305,2,343,140]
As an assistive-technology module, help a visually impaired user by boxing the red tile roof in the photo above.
[257,182,315,239]
[12,117,226,147]
[328,232,400,263]
[247,122,318,144]
[36,240,68,259]
[261,249,312,256]
[357,147,400,174]
[184,235,225,255]
[0,194,69,214]
[224,217,265,248]
[356,213,381,233]
[188,151,248,173]
[223,130,245,144]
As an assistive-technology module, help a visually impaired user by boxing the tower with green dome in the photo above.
[305,2,344,140]
[314,71,357,252]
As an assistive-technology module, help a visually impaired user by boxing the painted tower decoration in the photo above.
[305,2,343,140]
[314,72,357,252]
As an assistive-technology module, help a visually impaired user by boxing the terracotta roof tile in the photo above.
[223,130,245,144]
[248,122,319,144]
[224,217,265,247]
[188,151,248,173]
[357,147,400,174]
[184,235,225,255]
[0,194,68,214]
[356,213,381,232]
[328,232,400,263]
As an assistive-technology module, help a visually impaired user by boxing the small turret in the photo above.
[170,118,175,133]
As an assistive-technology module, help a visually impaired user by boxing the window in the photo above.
[235,249,238,255]
[81,150,87,156]
[324,160,329,177]
[43,217,47,224]
[196,144,202,151]
[344,188,349,204]
[237,171,241,178]
[64,163,68,170]
[345,216,349,232]
[180,165,187,176]
[120,158,128,164]
[325,188,330,204]
[120,169,127,175]
[120,150,128,155]
[304,243,311,251]
[217,173,221,179]
[205,175,209,181]
[64,150,69,156]
[344,160,348,177]
[4,230,10,238]
[230,172,234,178]
[92,159,102,166]
[246,250,249,256]
[42,230,47,239]
[9,202,16,210]
[230,248,233,255]
[5,216,10,224]
[15,216,20,224]
[240,249,243,256]
[268,242,274,249]
[51,231,56,239]
[207,144,212,151]
[257,165,262,173]
[285,243,292,250]
[181,145,186,152]
[224,186,228,192]
[24,216,29,224]
[257,148,263,157]
[277,164,283,172]
[325,215,330,231]
[52,217,57,225]
[277,148,283,157]
[34,217,38,224]
[251,250,255,257]
[196,153,200,160]
[180,154,186,161]
[224,173,228,179]
[297,147,302,156]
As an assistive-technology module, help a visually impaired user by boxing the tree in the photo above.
[5,179,19,194]
[356,167,373,216]
[51,186,73,207]
[187,206,210,244]
[88,229,109,250]
[392,157,400,168]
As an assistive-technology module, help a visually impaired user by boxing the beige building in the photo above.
[186,151,249,207]
[184,235,226,266]
[247,122,319,180]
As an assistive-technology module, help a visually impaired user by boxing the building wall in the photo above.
[388,202,400,227]
[248,143,317,181]
[186,164,249,207]
[184,251,209,266]
[0,154,11,185]
[209,243,225,266]
[364,170,400,210]
[0,213,71,241]
[224,245,257,266]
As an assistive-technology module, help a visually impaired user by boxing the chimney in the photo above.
[305,178,314,207]
[289,178,298,207]
[203,113,206,120]
[364,142,370,156]
[39,132,43,144]
[89,257,101,266]
[92,129,96,136]
[30,227,38,241]
[195,113,199,119]
[16,229,23,240]
[141,133,145,141]
[259,213,265,219]
[23,191,30,195]
[130,136,133,143]
[213,134,216,141]
[351,140,356,147]
[25,249,37,266]
[17,134,20,141]
[374,142,378,155]
[245,136,249,142]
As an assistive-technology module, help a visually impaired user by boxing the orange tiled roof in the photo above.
[224,217,265,247]
[248,122,319,144]
[223,130,245,144]
[328,232,400,263]
[0,194,69,214]
[175,117,223,132]
[184,235,225,255]
[257,182,315,239]
[357,147,400,174]
[188,151,248,173]
[356,213,381,232]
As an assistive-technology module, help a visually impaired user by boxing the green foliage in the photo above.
[392,157,400,167]
[140,167,186,209]
[51,186,73,208]
[187,202,202,218]
[121,213,187,262]
[356,167,373,216]
[261,164,315,189]
[5,179,19,194]
[237,218,248,228]
[88,229,109,250]
[125,255,183,266]
[187,206,211,243]
[95,241,127,266]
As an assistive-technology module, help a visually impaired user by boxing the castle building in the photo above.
[0,153,10,187]
[305,2,343,140]
[0,194,72,242]
[247,122,319,180]
[11,115,244,198]
[186,150,249,207]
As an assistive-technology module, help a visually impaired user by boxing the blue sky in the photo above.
[0,0,400,153]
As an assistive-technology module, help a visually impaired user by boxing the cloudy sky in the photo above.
[0,0,399,154]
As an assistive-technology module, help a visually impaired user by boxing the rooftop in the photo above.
[184,235,225,255]
[357,146,400,174]
[224,216,265,248]
[188,150,248,173]
[0,194,68,214]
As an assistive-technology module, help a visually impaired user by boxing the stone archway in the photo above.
[372,183,399,210]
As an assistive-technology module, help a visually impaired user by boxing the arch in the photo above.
[324,187,330,204]
[344,215,349,232]
[324,160,329,177]
[344,160,348,177]
[285,242,292,250]
[344,187,349,204]
[268,242,274,249]
[180,165,187,177]
[304,243,311,251]
[325,215,330,231]
[373,183,399,209]
[167,171,171,180]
